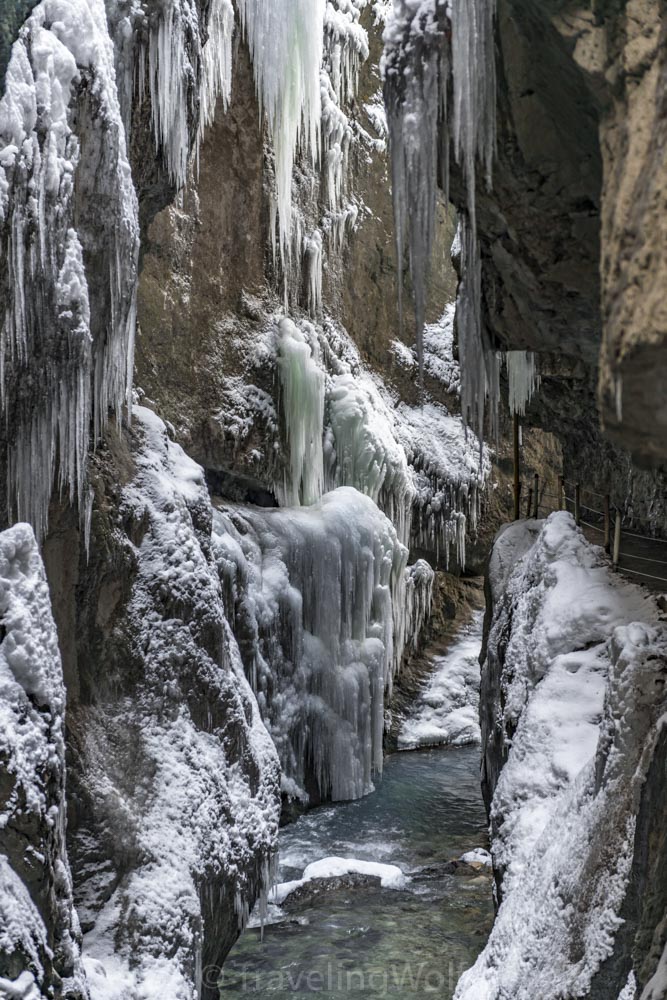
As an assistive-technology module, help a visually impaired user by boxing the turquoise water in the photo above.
[220,747,494,998]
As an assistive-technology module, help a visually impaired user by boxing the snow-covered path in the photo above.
[398,612,484,750]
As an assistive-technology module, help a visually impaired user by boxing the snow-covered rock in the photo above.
[70,408,281,1000]
[456,512,667,1000]
[0,524,87,998]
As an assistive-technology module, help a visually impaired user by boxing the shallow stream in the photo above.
[220,746,493,998]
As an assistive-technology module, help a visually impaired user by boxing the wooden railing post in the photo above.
[513,414,521,521]
[559,475,565,511]
[604,495,611,553]
[533,473,539,519]
[613,510,622,568]
[575,483,581,525]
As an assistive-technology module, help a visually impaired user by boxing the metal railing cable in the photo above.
[518,475,667,589]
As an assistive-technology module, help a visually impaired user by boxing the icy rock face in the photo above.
[0,524,86,999]
[0,0,139,540]
[71,408,280,1000]
[213,487,409,805]
[458,512,667,1000]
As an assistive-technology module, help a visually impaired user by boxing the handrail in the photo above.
[516,474,667,590]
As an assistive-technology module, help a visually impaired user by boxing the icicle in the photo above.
[276,318,325,506]
[382,0,449,367]
[237,0,325,260]
[506,350,540,416]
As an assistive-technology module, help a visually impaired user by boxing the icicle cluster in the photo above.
[457,218,500,441]
[506,350,540,416]
[213,488,408,803]
[382,0,449,364]
[0,0,139,538]
[383,0,500,437]
[238,0,325,260]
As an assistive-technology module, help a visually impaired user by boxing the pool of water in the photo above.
[220,746,494,998]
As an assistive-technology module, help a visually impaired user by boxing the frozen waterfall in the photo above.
[213,488,410,803]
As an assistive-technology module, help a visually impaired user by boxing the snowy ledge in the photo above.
[456,512,667,1000]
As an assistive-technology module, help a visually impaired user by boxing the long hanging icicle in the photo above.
[382,0,449,368]
[236,0,325,261]
[450,0,499,439]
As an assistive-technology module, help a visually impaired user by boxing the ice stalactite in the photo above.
[382,0,449,364]
[449,0,498,437]
[146,0,199,188]
[451,0,496,231]
[276,318,325,506]
[0,0,139,538]
[213,488,408,804]
[238,0,325,260]
[506,350,540,416]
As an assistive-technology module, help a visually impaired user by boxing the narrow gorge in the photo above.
[0,1,666,999]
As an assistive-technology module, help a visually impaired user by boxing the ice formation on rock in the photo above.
[0,523,86,997]
[455,513,667,999]
[0,0,139,540]
[277,318,325,506]
[506,349,540,416]
[214,488,408,804]
[275,312,487,568]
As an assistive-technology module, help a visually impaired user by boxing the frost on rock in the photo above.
[0,523,86,998]
[214,487,408,804]
[77,408,280,1000]
[455,513,667,1000]
[0,0,139,538]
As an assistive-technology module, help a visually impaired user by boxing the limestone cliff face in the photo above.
[454,0,667,528]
